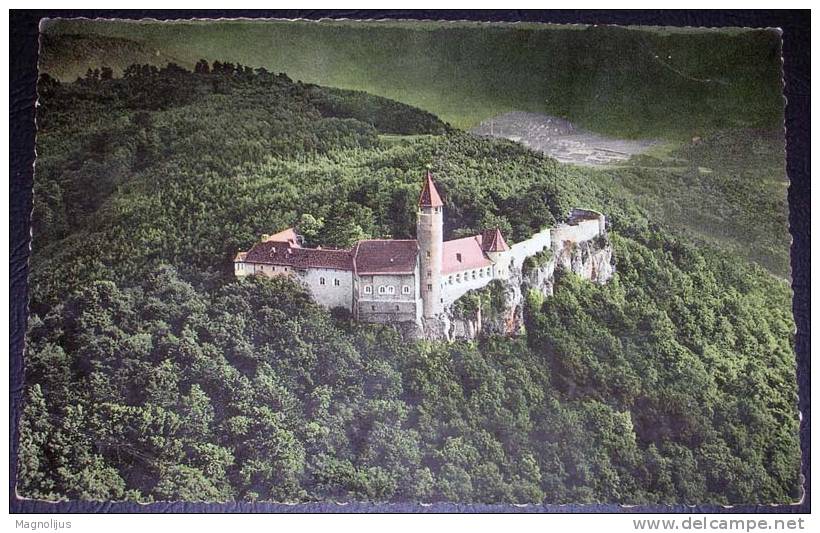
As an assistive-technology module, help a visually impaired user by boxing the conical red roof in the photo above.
[481,227,510,252]
[418,170,443,208]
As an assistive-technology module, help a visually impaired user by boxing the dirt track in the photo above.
[471,111,657,166]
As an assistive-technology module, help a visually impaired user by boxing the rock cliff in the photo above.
[425,236,614,341]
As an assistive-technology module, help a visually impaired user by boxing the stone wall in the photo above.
[236,261,299,278]
[439,226,553,306]
[441,265,495,306]
[551,208,606,248]
[235,262,354,311]
[508,227,552,268]
[301,267,354,311]
[430,233,614,341]
[355,272,422,324]
[237,207,610,341]
[551,219,601,248]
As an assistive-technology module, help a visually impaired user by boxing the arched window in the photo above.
[364,285,373,294]
[388,286,396,295]
[402,285,411,294]
[378,286,386,295]
[319,277,326,285]
[334,278,340,286]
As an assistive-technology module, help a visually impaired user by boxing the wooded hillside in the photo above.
[20,63,799,504]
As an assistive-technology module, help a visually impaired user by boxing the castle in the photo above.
[234,171,607,329]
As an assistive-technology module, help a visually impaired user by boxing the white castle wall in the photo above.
[234,262,353,311]
[355,272,422,323]
[551,220,600,248]
[437,212,604,310]
[237,262,298,277]
[301,267,354,311]
[236,208,607,329]
[508,227,552,269]
[441,265,496,305]
[551,209,606,248]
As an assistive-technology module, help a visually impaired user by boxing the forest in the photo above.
[41,20,784,136]
[19,61,799,504]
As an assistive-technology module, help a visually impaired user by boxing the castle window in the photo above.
[320,277,326,285]
[388,286,396,295]
[448,275,453,284]
[472,271,476,280]
[427,270,432,277]
[427,283,433,291]
[371,305,376,311]
[402,285,411,294]
[378,286,387,295]
[364,285,372,295]
[334,278,340,286]
[395,305,400,311]
[456,253,462,262]
[426,251,431,258]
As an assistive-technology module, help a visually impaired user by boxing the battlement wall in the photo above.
[441,266,496,305]
[551,209,605,248]
[509,227,552,266]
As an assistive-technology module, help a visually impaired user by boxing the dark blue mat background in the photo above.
[9,9,810,514]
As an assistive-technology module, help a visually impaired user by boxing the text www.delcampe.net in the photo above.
[633,518,806,531]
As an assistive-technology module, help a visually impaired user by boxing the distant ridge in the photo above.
[40,33,189,81]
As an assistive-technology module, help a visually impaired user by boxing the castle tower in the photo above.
[417,170,444,318]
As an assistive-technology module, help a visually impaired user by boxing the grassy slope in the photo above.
[41,19,783,137]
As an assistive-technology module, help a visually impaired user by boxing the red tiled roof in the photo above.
[263,227,301,248]
[442,235,493,274]
[244,240,353,270]
[481,228,510,252]
[353,240,419,274]
[418,170,443,208]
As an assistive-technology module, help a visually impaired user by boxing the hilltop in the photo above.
[40,20,784,137]
[39,32,187,80]
[20,63,799,504]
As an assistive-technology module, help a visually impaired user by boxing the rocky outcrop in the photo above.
[426,236,614,341]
